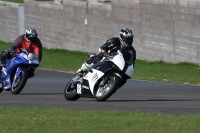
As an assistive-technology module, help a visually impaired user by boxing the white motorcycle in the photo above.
[64,50,134,101]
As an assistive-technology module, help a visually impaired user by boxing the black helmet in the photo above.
[25,27,38,42]
[119,28,134,47]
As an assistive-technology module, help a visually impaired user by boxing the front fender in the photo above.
[114,73,122,79]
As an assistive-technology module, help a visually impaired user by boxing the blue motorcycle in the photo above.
[0,48,39,94]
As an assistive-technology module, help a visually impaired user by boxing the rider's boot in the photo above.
[75,61,93,78]
[76,69,84,78]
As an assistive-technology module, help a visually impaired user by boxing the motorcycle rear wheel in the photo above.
[95,74,121,101]
[11,70,28,94]
[64,80,80,101]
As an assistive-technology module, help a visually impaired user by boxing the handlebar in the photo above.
[9,51,18,56]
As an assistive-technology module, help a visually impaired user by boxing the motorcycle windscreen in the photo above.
[125,64,134,78]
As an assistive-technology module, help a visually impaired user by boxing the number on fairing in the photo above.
[77,84,82,94]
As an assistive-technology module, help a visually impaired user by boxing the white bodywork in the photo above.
[110,52,125,71]
[109,50,134,77]
[83,69,104,95]
[80,50,134,96]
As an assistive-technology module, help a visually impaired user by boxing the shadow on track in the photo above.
[104,99,200,102]
[19,93,63,95]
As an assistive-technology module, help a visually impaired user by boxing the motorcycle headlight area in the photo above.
[28,53,35,61]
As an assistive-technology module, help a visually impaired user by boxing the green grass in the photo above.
[0,107,200,133]
[133,60,200,85]
[40,48,89,72]
[0,40,200,85]
[1,0,24,3]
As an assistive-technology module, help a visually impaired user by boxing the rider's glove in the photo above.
[9,50,18,56]
[86,54,95,64]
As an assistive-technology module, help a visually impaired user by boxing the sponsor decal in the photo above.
[91,73,98,82]
[2,67,7,75]
[77,83,82,94]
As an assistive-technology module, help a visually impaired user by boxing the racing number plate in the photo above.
[77,83,82,94]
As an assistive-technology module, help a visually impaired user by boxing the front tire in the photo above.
[64,80,80,101]
[0,88,3,93]
[11,70,28,94]
[95,74,121,101]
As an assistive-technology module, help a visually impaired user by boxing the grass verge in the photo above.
[1,0,23,3]
[0,107,200,133]
[0,40,199,85]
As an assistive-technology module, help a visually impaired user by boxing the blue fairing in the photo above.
[6,55,28,76]
[0,52,37,90]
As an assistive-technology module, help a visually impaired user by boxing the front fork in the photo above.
[14,67,25,79]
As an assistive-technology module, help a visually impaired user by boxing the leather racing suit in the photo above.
[9,34,43,61]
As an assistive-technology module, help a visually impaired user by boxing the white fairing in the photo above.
[125,64,134,78]
[110,51,125,71]
[83,69,104,95]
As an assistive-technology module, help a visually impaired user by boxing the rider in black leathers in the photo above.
[76,28,136,86]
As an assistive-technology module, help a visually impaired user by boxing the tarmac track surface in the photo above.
[0,69,200,114]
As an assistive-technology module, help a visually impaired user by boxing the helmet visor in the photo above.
[28,37,37,42]
[120,34,133,47]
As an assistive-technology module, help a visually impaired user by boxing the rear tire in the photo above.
[64,80,80,101]
[95,75,121,101]
[11,70,28,94]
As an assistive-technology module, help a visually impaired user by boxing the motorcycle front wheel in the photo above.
[0,88,3,93]
[95,74,121,101]
[64,79,80,101]
[11,70,28,94]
